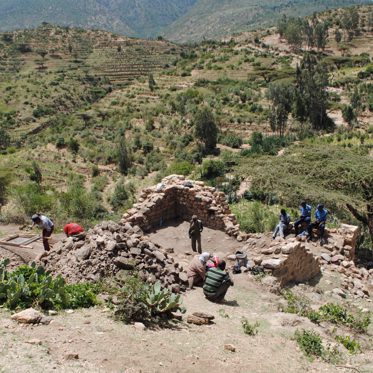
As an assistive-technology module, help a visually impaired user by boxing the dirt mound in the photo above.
[42,221,187,291]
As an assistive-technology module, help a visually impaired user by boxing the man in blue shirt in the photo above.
[294,202,312,235]
[307,204,328,245]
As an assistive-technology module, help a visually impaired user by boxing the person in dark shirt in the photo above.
[203,260,233,303]
[188,215,203,253]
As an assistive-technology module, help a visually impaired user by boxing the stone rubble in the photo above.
[39,175,369,299]
[42,220,187,291]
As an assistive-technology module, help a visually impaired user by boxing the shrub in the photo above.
[200,159,225,180]
[316,303,370,333]
[165,161,194,176]
[295,330,324,359]
[0,260,97,310]
[114,276,185,325]
[241,318,259,335]
[335,335,361,354]
[231,201,277,233]
[219,132,243,148]
[110,181,135,210]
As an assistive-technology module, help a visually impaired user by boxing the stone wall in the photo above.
[121,175,240,236]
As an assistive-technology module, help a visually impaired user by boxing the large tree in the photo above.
[293,54,332,130]
[267,83,293,137]
[194,107,218,153]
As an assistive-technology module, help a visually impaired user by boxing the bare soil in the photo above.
[0,223,372,373]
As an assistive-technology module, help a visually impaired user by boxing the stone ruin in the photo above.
[41,175,371,297]
[121,175,240,236]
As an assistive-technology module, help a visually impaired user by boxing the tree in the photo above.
[27,161,42,185]
[346,181,373,245]
[284,19,304,50]
[335,29,342,43]
[194,107,218,153]
[118,137,132,175]
[293,54,331,130]
[0,126,10,150]
[341,7,359,41]
[314,22,328,51]
[267,83,293,137]
[342,105,356,126]
[148,73,156,92]
[0,169,11,209]
[68,138,80,155]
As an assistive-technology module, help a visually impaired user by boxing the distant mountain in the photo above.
[0,0,197,37]
[0,0,371,41]
[163,0,373,43]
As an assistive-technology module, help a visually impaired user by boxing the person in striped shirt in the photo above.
[203,260,233,303]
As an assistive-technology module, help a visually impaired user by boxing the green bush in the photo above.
[295,330,324,359]
[0,260,97,310]
[165,161,194,176]
[110,181,135,210]
[335,335,361,354]
[219,132,243,148]
[231,201,277,233]
[200,159,225,180]
[114,275,185,325]
[241,318,259,336]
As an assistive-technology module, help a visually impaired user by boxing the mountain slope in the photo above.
[0,1,371,41]
[163,0,373,42]
[0,0,197,38]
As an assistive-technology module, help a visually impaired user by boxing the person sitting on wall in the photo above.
[273,209,291,239]
[294,202,312,235]
[308,204,328,245]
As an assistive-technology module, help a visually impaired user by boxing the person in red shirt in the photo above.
[63,223,84,237]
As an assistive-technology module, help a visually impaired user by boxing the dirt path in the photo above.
[149,220,242,264]
[1,274,371,373]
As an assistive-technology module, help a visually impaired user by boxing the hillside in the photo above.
[164,0,373,43]
[0,6,372,245]
[0,0,196,38]
[0,0,371,41]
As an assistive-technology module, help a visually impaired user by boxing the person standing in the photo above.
[188,215,203,253]
[31,213,54,251]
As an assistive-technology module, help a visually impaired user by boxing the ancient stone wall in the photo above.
[121,175,240,236]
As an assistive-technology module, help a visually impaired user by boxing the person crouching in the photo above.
[187,252,210,289]
[203,260,234,303]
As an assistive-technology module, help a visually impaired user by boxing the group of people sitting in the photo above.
[187,252,233,303]
[272,202,329,245]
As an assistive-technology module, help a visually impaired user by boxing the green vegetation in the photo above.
[0,259,98,310]
[335,335,362,354]
[114,275,185,325]
[282,291,371,333]
[241,318,260,336]
[295,330,342,363]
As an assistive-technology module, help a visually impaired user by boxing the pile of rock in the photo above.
[236,237,321,287]
[121,175,240,236]
[42,221,187,291]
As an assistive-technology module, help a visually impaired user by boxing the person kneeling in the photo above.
[203,261,233,303]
